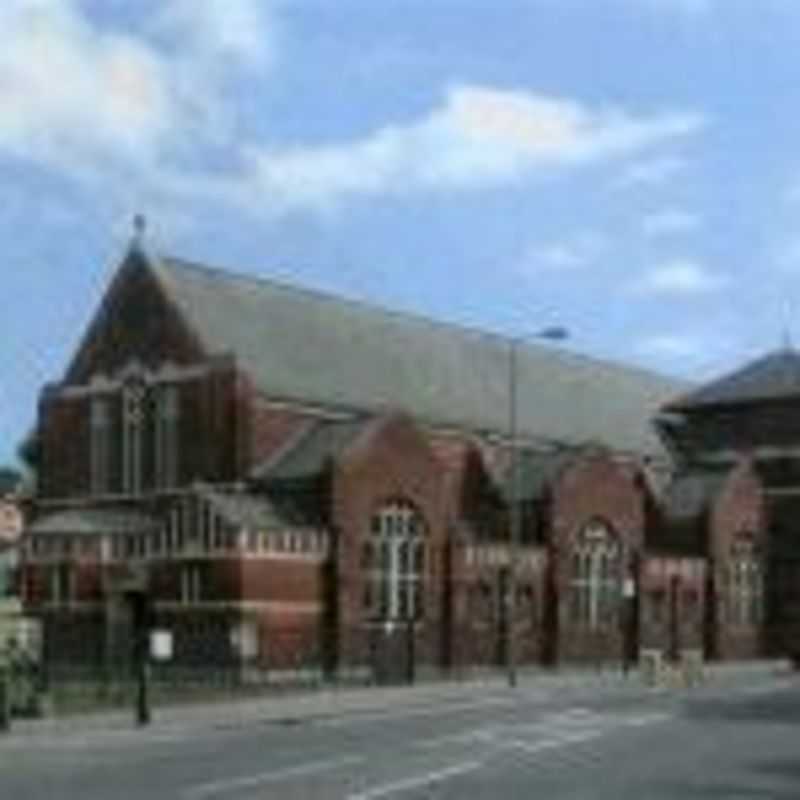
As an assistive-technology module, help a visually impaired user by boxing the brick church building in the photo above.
[19,239,776,681]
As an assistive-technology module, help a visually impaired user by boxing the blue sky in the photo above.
[2,0,800,464]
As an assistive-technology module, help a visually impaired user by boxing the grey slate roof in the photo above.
[661,469,729,521]
[646,468,730,557]
[200,489,308,529]
[149,254,686,456]
[666,348,800,410]
[28,509,157,536]
[254,419,368,481]
[500,449,576,503]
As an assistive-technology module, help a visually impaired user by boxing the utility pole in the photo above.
[506,326,569,689]
[507,339,519,689]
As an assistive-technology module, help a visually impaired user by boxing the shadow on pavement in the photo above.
[658,757,800,799]
[685,687,800,725]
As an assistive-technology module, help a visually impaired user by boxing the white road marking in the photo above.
[318,695,516,728]
[731,679,795,697]
[620,712,671,727]
[347,760,484,799]
[416,707,671,753]
[416,728,493,750]
[183,754,364,798]
[501,728,606,755]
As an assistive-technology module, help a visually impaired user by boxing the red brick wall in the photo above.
[639,556,707,655]
[708,459,766,660]
[332,414,449,666]
[548,450,647,663]
[39,391,90,498]
[448,540,546,668]
[239,556,325,606]
[38,363,243,499]
[245,389,315,473]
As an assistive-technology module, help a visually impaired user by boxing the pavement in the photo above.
[5,659,788,739]
[1,660,797,799]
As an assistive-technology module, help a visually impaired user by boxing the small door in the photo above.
[370,623,414,685]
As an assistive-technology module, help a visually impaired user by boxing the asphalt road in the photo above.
[2,674,799,799]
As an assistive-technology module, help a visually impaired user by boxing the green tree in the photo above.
[0,468,21,497]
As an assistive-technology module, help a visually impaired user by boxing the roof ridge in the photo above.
[668,346,800,410]
[155,254,684,386]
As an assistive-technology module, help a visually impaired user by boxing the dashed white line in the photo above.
[347,760,484,799]
[183,754,364,798]
[501,728,606,755]
[318,696,516,728]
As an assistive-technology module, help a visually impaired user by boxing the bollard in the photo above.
[0,663,10,732]
[136,658,150,727]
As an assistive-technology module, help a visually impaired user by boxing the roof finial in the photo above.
[132,213,147,249]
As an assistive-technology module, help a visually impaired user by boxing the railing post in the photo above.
[0,661,10,732]
[136,656,150,727]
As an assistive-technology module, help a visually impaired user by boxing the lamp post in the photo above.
[507,326,568,689]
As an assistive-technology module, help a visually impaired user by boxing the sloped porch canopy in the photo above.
[27,509,158,537]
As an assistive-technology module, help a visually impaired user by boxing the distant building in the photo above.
[18,241,771,680]
[657,347,800,659]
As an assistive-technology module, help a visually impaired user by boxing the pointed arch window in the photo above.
[362,500,426,622]
[569,520,622,630]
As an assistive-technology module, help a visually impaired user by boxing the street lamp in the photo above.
[507,325,569,689]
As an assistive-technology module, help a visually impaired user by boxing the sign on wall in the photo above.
[150,630,174,661]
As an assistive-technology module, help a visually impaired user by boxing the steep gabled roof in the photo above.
[256,418,369,481]
[27,509,157,536]
[666,348,800,411]
[199,488,315,529]
[143,253,685,456]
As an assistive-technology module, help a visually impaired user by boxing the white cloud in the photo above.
[0,0,174,169]
[642,208,702,237]
[632,258,727,295]
[633,330,744,376]
[613,155,689,189]
[0,0,275,180]
[0,4,705,219]
[153,0,274,69]
[635,334,706,359]
[519,231,609,274]
[240,86,706,212]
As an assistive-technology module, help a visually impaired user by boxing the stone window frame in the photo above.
[362,499,426,623]
[568,518,622,631]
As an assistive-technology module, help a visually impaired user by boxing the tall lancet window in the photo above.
[90,396,111,495]
[154,385,179,489]
[122,378,147,494]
